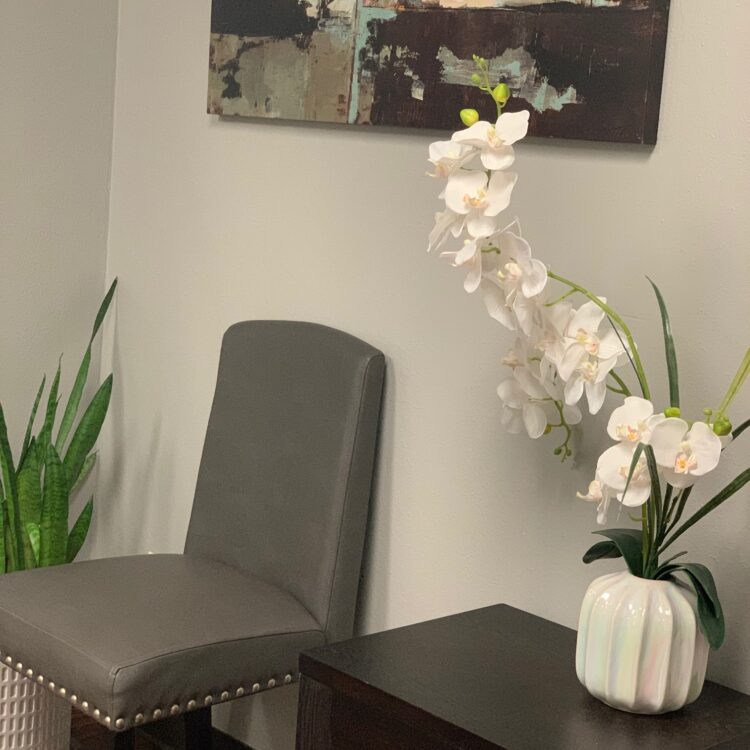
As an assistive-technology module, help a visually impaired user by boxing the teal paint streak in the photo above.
[348,5,398,124]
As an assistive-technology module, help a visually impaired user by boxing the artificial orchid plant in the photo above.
[427,55,750,650]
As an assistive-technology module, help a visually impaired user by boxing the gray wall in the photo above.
[0,0,118,544]
[5,0,749,748]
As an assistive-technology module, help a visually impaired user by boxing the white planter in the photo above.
[576,570,709,714]
[0,665,70,749]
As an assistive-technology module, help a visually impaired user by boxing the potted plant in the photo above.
[425,58,749,714]
[0,280,116,746]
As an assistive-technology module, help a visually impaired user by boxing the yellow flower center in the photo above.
[576,328,600,355]
[674,441,698,474]
[463,187,488,209]
[486,125,504,149]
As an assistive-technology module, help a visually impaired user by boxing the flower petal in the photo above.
[568,300,605,335]
[494,110,530,146]
[482,281,515,329]
[466,212,497,238]
[520,258,548,298]
[481,146,515,171]
[649,417,689,467]
[484,171,518,216]
[606,396,654,441]
[523,403,547,439]
[564,376,584,406]
[444,170,487,215]
[585,379,607,415]
[685,421,722,477]
[452,120,493,147]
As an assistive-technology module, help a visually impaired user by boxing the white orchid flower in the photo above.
[577,474,615,525]
[649,418,722,488]
[497,367,549,439]
[606,397,663,444]
[558,300,625,415]
[427,140,475,178]
[480,228,548,334]
[452,111,530,171]
[427,209,463,253]
[440,237,484,293]
[444,169,517,238]
[596,442,653,507]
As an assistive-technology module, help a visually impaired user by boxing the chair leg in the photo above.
[184,706,213,750]
[111,728,136,750]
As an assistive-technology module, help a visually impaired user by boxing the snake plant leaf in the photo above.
[0,490,5,574]
[56,279,117,453]
[17,439,42,565]
[89,278,117,345]
[39,445,68,567]
[55,350,90,454]
[67,498,93,563]
[658,562,724,649]
[63,374,112,488]
[592,528,644,577]
[648,277,680,409]
[71,453,97,494]
[19,376,46,471]
[37,363,61,464]
[0,402,24,570]
[582,539,622,564]
[25,522,40,567]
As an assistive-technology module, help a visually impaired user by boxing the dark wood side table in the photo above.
[296,604,750,750]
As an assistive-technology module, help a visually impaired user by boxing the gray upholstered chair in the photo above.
[0,321,385,749]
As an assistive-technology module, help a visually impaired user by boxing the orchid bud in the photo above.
[460,108,480,127]
[492,83,511,105]
[713,417,732,436]
[553,447,562,456]
[470,73,482,85]
[544,424,553,435]
[664,407,681,418]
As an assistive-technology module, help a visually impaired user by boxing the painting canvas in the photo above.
[207,0,670,144]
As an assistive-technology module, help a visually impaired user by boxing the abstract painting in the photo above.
[208,0,670,144]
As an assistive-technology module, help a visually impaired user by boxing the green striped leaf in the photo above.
[55,349,90,453]
[67,498,93,563]
[63,375,112,488]
[37,363,61,464]
[19,376,46,470]
[17,439,42,565]
[71,453,97,494]
[648,277,680,409]
[39,445,68,567]
[89,278,117,345]
[24,522,40,567]
[0,402,23,570]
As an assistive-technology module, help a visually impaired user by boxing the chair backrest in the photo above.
[185,321,385,644]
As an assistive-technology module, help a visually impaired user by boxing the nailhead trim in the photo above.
[0,650,299,733]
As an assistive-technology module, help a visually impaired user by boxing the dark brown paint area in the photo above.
[362,2,669,144]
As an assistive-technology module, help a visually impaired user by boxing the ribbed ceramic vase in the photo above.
[576,571,709,714]
[0,665,70,749]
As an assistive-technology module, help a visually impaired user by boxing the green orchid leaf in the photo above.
[621,442,645,507]
[63,375,112,488]
[24,522,40,567]
[39,445,68,567]
[593,528,643,577]
[659,562,724,649]
[663,468,750,550]
[19,376,46,470]
[67,498,93,563]
[644,445,663,536]
[731,418,749,442]
[648,277,680,409]
[583,540,622,564]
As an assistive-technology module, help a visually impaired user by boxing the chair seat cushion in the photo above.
[0,554,324,730]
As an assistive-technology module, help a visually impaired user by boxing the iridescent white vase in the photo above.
[576,571,709,714]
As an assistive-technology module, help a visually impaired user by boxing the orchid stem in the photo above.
[547,271,651,400]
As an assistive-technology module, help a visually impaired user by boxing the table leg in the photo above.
[296,676,332,750]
